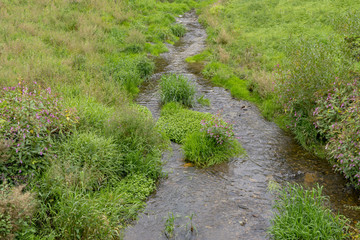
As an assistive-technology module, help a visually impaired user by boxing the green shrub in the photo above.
[170,23,186,37]
[275,39,353,149]
[0,83,78,183]
[160,74,196,107]
[314,79,360,189]
[183,132,243,167]
[157,103,211,143]
[269,183,349,240]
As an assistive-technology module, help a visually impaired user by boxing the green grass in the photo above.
[269,183,349,240]
[160,74,196,107]
[183,132,244,167]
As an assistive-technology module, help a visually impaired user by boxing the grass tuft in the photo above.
[160,74,196,107]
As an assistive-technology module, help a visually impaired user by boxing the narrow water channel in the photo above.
[125,10,360,240]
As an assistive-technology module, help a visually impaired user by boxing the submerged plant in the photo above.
[163,212,178,239]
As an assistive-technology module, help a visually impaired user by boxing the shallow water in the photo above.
[126,10,360,240]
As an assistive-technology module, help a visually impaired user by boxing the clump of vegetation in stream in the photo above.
[163,212,197,239]
[183,113,244,167]
[160,74,196,107]
[157,102,211,143]
[268,182,349,240]
[157,103,244,167]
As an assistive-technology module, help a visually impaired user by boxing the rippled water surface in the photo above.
[125,10,360,240]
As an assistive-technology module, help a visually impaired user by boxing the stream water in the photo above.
[125,10,360,240]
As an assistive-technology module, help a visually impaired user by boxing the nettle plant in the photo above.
[0,82,78,183]
[200,112,235,145]
[314,79,360,188]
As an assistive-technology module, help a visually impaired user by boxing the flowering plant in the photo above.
[314,79,360,188]
[200,112,235,145]
[0,81,78,183]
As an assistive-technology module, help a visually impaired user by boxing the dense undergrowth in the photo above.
[195,0,360,190]
[0,0,215,239]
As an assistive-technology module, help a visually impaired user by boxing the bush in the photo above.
[275,39,352,148]
[156,103,211,143]
[183,132,243,167]
[269,183,349,240]
[314,79,360,189]
[0,82,78,183]
[160,74,196,107]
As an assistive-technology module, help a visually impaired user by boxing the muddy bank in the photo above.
[126,10,360,240]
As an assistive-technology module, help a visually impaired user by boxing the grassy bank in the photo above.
[0,0,215,239]
[195,0,360,188]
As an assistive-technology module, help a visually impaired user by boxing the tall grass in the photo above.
[160,74,196,107]
[269,183,349,240]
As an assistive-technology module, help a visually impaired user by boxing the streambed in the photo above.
[125,10,360,240]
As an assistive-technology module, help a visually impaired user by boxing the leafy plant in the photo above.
[314,79,360,189]
[164,212,177,239]
[200,112,235,145]
[0,182,37,240]
[184,213,197,235]
[160,74,196,107]
[269,183,349,240]
[0,82,78,183]
[156,103,211,143]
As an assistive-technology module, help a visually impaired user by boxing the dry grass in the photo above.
[0,184,37,240]
[216,29,232,45]
[125,29,146,46]
[251,70,276,97]
[218,46,230,63]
